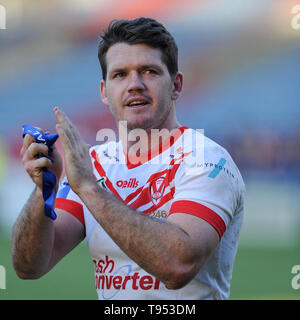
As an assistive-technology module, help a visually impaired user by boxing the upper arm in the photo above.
[46,208,85,273]
[162,140,242,287]
[46,175,86,272]
[167,212,219,281]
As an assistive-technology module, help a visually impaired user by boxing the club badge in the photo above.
[149,177,166,205]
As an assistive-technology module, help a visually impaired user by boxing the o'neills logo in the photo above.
[116,178,139,188]
[93,256,161,298]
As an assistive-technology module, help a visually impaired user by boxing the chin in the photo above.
[125,117,155,131]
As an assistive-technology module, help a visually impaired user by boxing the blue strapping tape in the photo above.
[22,125,59,220]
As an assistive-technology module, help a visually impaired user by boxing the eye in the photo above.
[114,72,126,78]
[145,69,157,75]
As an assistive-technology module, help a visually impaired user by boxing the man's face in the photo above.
[100,43,181,131]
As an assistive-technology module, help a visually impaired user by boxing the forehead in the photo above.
[105,42,166,71]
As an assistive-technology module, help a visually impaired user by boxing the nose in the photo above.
[127,71,145,92]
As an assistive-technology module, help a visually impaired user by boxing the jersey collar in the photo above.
[120,126,189,169]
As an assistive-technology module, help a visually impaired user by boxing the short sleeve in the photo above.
[169,141,243,238]
[55,176,85,226]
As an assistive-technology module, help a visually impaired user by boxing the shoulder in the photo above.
[203,136,236,175]
[182,128,231,162]
[178,128,245,190]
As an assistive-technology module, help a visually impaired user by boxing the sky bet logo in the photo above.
[0,4,6,29]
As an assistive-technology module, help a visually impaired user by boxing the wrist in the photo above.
[76,180,101,199]
[34,185,44,199]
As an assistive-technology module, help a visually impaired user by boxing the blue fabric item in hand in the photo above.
[22,125,59,220]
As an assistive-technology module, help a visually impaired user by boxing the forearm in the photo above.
[53,107,200,288]
[11,187,55,279]
[78,183,196,288]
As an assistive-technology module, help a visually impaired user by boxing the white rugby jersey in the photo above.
[55,126,245,300]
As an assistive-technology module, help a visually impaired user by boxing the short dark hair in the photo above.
[98,17,178,80]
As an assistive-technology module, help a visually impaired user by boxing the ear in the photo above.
[171,72,183,101]
[100,80,109,106]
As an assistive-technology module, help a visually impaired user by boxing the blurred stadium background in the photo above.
[0,0,300,299]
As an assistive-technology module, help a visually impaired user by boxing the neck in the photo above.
[119,107,181,157]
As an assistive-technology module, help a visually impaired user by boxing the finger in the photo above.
[55,107,83,145]
[54,106,73,128]
[20,134,35,157]
[54,107,81,145]
[23,142,49,162]
[35,156,53,169]
[25,157,53,177]
[54,107,76,141]
[21,126,45,156]
[56,124,72,151]
[53,106,63,123]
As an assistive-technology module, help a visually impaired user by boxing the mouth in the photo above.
[125,97,151,109]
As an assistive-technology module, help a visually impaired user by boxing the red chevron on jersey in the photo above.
[91,149,123,201]
[90,148,189,212]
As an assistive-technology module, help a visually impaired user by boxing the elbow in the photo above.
[164,275,193,290]
[163,262,199,290]
[165,281,188,290]
[15,270,42,280]
[12,261,44,280]
[11,253,46,280]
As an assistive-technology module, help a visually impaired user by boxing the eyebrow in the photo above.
[109,68,126,76]
[109,64,164,77]
[139,64,164,73]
